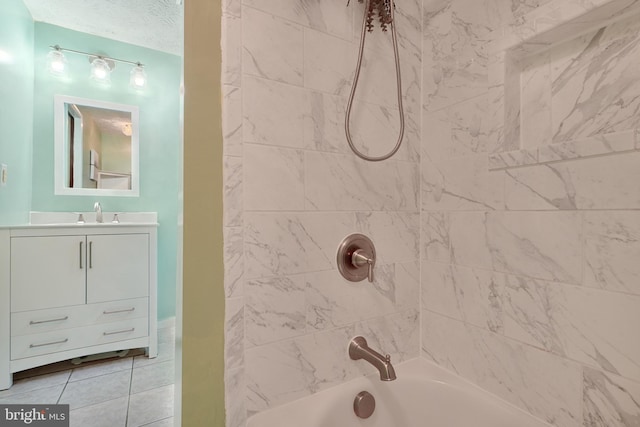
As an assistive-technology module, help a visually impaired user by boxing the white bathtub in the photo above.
[247,358,550,427]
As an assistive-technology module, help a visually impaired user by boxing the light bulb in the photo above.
[90,57,111,83]
[47,50,67,75]
[129,65,147,89]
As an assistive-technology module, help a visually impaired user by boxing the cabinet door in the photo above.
[11,236,86,312]
[86,234,149,303]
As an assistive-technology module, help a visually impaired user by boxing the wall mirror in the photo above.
[54,95,140,196]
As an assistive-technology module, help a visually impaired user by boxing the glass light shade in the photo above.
[47,50,67,75]
[129,65,147,89]
[90,57,111,83]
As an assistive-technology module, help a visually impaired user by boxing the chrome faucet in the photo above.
[94,202,103,223]
[349,336,396,381]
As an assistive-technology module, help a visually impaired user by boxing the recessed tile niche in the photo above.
[490,2,640,170]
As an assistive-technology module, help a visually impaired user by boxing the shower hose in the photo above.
[345,0,405,162]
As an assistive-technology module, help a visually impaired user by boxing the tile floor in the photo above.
[0,322,176,427]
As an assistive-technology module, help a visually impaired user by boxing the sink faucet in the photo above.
[94,202,103,223]
[349,336,396,381]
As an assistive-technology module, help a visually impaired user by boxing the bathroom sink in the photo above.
[29,211,158,226]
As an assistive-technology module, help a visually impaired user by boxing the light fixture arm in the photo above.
[49,45,144,68]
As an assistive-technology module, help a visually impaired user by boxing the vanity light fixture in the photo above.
[90,56,113,83]
[129,64,147,89]
[47,46,67,75]
[47,45,147,89]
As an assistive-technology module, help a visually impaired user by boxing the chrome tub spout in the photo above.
[349,336,396,381]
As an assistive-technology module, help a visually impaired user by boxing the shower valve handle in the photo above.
[352,249,374,282]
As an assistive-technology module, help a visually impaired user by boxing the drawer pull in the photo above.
[103,327,135,336]
[29,316,69,325]
[29,338,69,348]
[103,307,136,315]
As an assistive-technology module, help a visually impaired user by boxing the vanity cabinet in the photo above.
[0,222,157,390]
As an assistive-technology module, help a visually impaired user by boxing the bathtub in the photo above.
[246,358,550,427]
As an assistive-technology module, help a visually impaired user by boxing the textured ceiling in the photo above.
[22,0,183,56]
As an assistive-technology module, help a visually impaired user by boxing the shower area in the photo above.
[220,0,640,426]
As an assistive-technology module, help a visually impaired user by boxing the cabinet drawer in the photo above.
[11,298,148,336]
[11,317,149,360]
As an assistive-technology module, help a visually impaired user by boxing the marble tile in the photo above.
[354,211,420,265]
[222,12,242,87]
[449,211,492,269]
[223,156,243,226]
[244,144,304,211]
[0,371,70,399]
[69,357,132,383]
[505,152,640,210]
[242,6,303,86]
[584,211,640,295]
[504,276,640,382]
[306,262,419,331]
[246,310,418,415]
[244,212,356,279]
[422,0,510,111]
[298,212,357,273]
[584,368,640,427]
[510,0,554,20]
[225,367,246,427]
[305,151,419,211]
[487,211,582,284]
[127,384,174,427]
[421,153,504,211]
[246,275,306,347]
[69,396,128,427]
[345,100,418,162]
[244,213,309,279]
[421,211,450,263]
[243,0,353,40]
[537,131,635,163]
[424,94,491,159]
[447,95,490,158]
[550,13,640,142]
[422,311,582,427]
[520,53,553,149]
[223,0,241,17]
[488,148,538,170]
[303,28,355,97]
[224,226,244,299]
[59,370,131,410]
[304,90,349,154]
[351,309,420,371]
[502,54,522,153]
[142,418,174,427]
[225,297,245,370]
[422,262,504,333]
[0,384,64,404]
[242,76,306,148]
[131,360,175,395]
[245,326,355,415]
[223,85,242,157]
[486,85,506,154]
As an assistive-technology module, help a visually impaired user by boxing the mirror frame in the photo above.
[54,94,140,197]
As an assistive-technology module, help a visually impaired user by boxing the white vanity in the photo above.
[0,212,158,390]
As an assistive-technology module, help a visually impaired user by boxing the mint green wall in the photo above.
[32,23,181,320]
[0,0,33,225]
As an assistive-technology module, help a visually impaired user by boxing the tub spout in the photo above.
[349,336,396,381]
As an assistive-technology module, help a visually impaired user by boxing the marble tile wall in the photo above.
[222,0,422,425]
[421,2,640,427]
